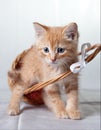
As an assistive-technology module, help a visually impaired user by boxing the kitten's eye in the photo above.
[43,47,49,53]
[57,47,65,53]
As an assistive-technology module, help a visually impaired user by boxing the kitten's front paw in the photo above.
[66,109,81,120]
[56,110,68,119]
[8,105,20,116]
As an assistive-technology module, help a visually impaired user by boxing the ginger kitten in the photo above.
[8,22,80,119]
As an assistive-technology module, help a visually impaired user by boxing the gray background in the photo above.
[0,0,100,95]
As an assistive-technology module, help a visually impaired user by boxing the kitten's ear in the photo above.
[33,22,48,39]
[62,23,79,41]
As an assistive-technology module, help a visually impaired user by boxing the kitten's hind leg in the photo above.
[8,84,26,116]
[43,85,68,119]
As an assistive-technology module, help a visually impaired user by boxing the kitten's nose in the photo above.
[51,57,56,62]
[50,54,56,62]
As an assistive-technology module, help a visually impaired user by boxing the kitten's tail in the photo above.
[8,70,21,82]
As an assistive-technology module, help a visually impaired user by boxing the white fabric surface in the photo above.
[0,89,100,130]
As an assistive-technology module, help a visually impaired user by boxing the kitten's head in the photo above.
[33,22,79,67]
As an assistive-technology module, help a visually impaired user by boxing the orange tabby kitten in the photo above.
[8,22,80,119]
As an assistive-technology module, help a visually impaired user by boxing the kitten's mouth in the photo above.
[50,61,58,66]
[45,59,58,65]
[47,61,57,65]
[51,62,57,64]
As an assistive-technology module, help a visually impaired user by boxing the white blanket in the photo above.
[0,90,100,130]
